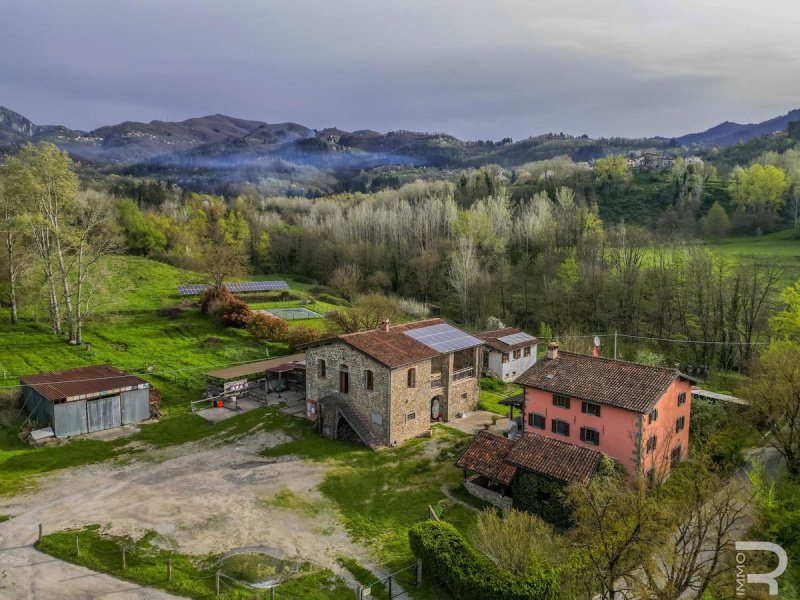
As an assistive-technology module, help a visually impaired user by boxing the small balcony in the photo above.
[430,373,444,389]
[452,366,475,381]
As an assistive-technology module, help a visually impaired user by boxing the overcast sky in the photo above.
[1,0,798,140]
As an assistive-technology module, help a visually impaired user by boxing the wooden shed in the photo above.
[20,365,151,438]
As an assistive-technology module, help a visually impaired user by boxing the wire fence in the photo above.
[35,524,281,599]
[358,562,421,599]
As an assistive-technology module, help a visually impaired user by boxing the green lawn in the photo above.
[478,377,522,416]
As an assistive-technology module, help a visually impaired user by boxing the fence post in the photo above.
[388,576,392,598]
[167,558,172,581]
[38,523,42,541]
[215,570,220,596]
[75,535,80,556]
[270,586,275,600]
[122,546,126,569]
[416,559,422,585]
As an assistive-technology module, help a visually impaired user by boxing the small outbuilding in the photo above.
[477,327,539,381]
[20,365,152,438]
[204,354,306,399]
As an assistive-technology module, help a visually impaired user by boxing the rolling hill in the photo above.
[1,105,797,194]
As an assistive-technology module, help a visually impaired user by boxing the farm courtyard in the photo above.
[0,403,478,599]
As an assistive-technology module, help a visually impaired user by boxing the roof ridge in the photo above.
[340,317,444,339]
[556,350,678,374]
[477,327,519,337]
[519,431,603,456]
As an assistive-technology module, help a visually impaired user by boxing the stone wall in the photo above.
[389,359,438,444]
[444,347,480,418]
[306,342,392,444]
[464,477,513,510]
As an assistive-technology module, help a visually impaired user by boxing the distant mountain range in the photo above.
[674,109,800,148]
[1,105,797,193]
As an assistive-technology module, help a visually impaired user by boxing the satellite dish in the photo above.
[594,336,601,347]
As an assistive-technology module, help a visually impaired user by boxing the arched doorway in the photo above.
[430,395,443,422]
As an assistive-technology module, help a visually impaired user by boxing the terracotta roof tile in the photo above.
[477,327,540,353]
[506,432,602,483]
[516,351,680,413]
[338,319,444,367]
[20,365,148,403]
[455,431,518,485]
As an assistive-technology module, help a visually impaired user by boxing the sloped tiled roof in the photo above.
[477,327,540,353]
[455,430,518,485]
[506,432,602,484]
[516,351,682,413]
[20,365,148,403]
[309,319,482,369]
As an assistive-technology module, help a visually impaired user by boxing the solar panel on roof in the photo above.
[497,332,535,345]
[177,280,289,295]
[404,323,483,353]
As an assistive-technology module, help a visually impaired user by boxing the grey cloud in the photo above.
[0,0,798,139]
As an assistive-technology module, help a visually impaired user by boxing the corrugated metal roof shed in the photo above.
[20,365,148,403]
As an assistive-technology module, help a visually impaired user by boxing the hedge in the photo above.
[408,521,561,600]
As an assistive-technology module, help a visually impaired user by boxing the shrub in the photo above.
[408,521,560,600]
[215,297,253,328]
[284,326,321,351]
[199,285,233,315]
[247,314,289,342]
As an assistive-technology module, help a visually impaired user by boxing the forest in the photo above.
[2,140,800,376]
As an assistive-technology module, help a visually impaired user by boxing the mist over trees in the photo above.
[1,141,798,372]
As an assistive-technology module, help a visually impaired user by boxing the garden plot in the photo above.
[257,307,323,320]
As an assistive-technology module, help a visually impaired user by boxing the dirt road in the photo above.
[0,428,372,599]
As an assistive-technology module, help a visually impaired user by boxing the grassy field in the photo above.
[703,228,800,285]
[37,525,353,600]
[0,256,338,497]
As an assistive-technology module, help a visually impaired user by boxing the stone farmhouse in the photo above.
[304,318,482,449]
[477,327,539,382]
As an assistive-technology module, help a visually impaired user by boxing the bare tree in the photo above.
[69,191,122,344]
[470,508,562,577]
[566,464,670,600]
[328,263,363,302]
[197,224,249,292]
[0,173,28,324]
[637,462,752,598]
[446,234,477,322]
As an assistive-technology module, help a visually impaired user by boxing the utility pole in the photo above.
[614,331,618,360]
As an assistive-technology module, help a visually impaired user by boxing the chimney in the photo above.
[546,341,559,360]
[379,318,390,333]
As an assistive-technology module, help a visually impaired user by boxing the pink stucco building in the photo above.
[516,342,694,479]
